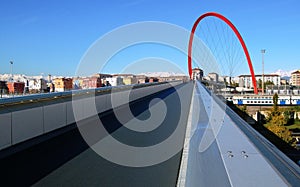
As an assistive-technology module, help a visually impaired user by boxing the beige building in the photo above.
[291,70,300,86]
[113,74,137,85]
[53,77,73,92]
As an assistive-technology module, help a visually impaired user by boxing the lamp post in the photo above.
[261,49,266,95]
[10,60,13,82]
[10,60,14,97]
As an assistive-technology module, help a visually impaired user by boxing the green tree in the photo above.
[294,106,300,112]
[266,117,294,145]
[258,79,262,89]
[265,93,295,146]
[283,110,294,125]
[272,93,279,112]
[241,105,247,113]
[265,80,274,86]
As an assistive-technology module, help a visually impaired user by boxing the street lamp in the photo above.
[10,60,14,82]
[10,60,14,97]
[261,49,266,95]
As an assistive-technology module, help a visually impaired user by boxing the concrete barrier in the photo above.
[66,101,76,125]
[95,94,109,114]
[12,107,44,145]
[82,96,101,120]
[0,81,183,151]
[43,103,67,133]
[0,108,12,150]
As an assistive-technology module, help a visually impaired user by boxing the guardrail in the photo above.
[0,81,182,151]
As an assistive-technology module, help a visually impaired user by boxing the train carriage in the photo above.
[231,95,300,106]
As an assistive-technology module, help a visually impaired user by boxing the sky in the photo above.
[0,0,299,77]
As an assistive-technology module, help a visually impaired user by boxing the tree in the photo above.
[272,93,279,112]
[258,79,262,89]
[292,106,299,123]
[266,114,294,145]
[241,105,247,113]
[0,81,8,98]
[294,106,300,112]
[283,110,294,125]
[265,93,295,146]
[265,80,274,86]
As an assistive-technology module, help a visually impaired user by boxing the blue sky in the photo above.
[0,0,299,76]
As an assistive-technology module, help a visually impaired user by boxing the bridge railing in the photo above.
[177,81,300,186]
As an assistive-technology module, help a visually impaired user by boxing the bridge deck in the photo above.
[0,83,193,186]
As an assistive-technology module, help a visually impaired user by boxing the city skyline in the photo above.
[0,0,299,76]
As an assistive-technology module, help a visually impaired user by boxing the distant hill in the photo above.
[138,72,187,77]
[281,76,291,81]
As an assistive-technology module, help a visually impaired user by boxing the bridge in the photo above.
[0,81,299,186]
[1,12,300,186]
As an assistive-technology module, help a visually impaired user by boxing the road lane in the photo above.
[0,82,193,187]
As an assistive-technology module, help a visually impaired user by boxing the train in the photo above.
[227,95,300,106]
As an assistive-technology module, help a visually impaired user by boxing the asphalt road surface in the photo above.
[0,82,193,187]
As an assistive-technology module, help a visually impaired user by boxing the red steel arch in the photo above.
[188,12,258,94]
